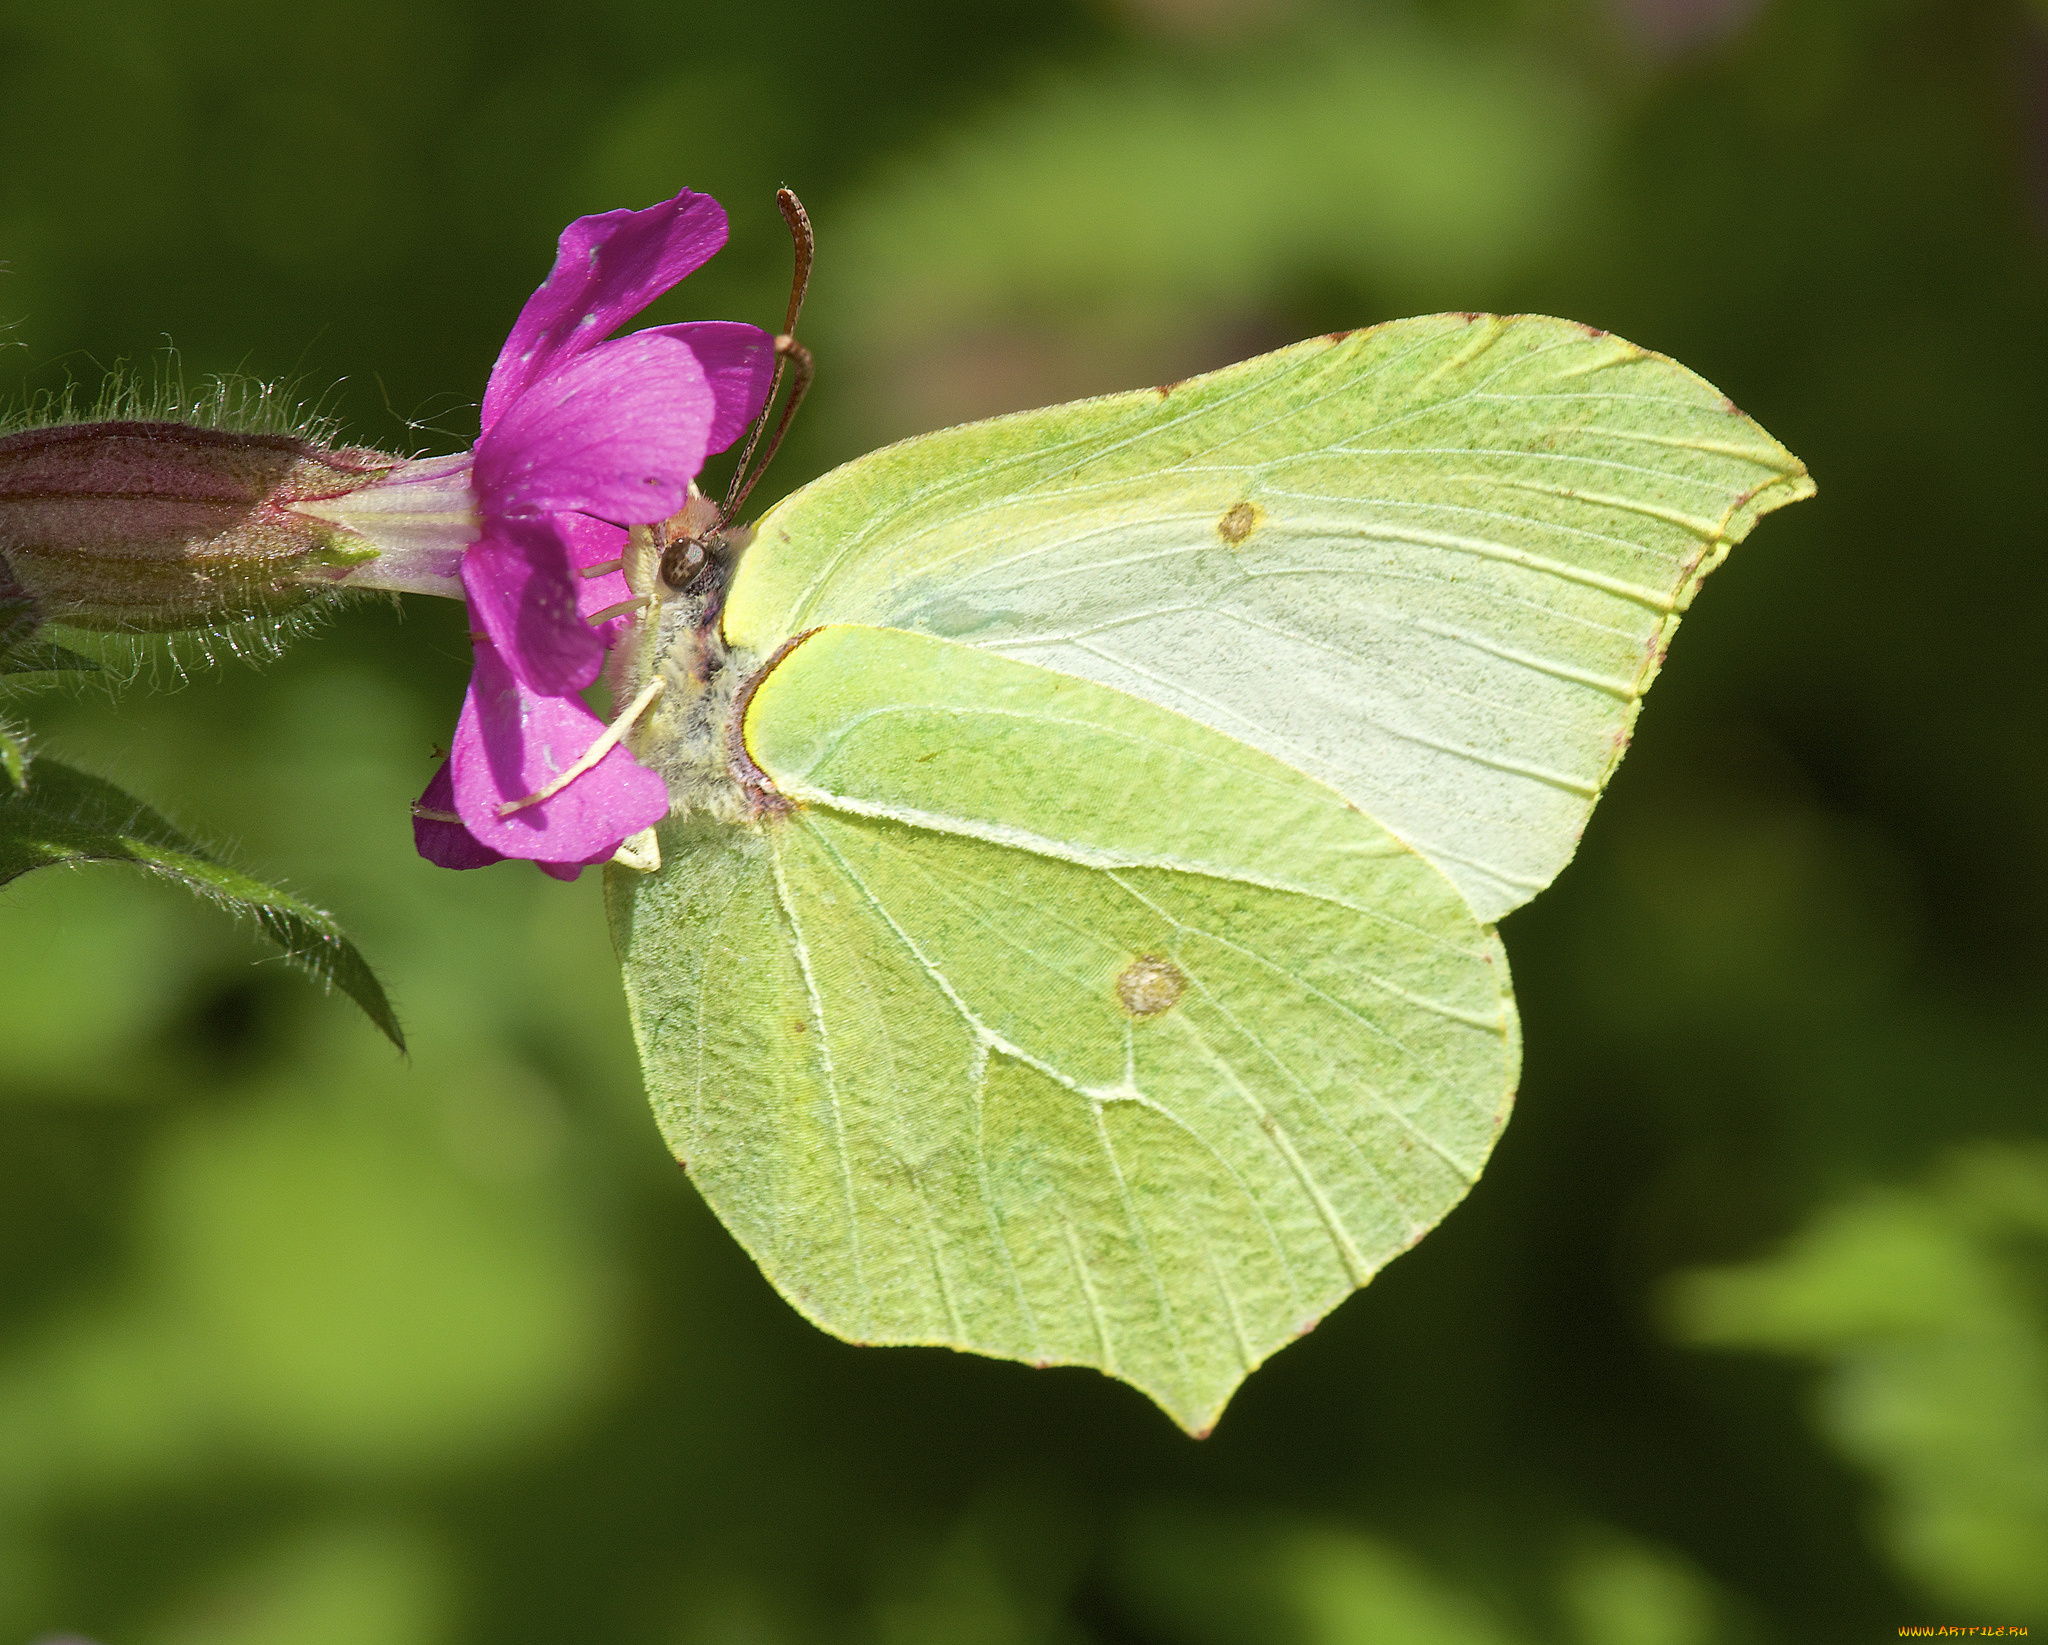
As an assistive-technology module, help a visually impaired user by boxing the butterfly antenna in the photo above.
[777,187,813,336]
[719,188,815,526]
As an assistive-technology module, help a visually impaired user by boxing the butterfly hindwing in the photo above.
[609,625,1517,1431]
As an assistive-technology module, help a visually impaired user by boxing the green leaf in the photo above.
[0,752,405,1051]
[0,640,100,675]
[0,571,39,666]
[0,717,24,790]
[831,27,1596,360]
[612,626,1516,1433]
[617,316,1808,1429]
[727,315,1813,923]
[1668,1145,2048,1614]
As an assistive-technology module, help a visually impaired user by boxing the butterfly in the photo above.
[603,310,1811,1434]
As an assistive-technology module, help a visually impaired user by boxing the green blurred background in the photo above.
[3,0,2045,1638]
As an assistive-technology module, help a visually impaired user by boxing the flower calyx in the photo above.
[0,419,425,635]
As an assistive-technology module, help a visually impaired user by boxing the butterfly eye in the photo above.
[665,539,706,582]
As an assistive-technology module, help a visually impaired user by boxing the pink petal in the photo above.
[461,520,605,696]
[475,332,713,523]
[641,321,776,454]
[580,572,635,652]
[482,191,729,433]
[535,853,613,883]
[446,640,670,863]
[413,759,506,870]
[555,510,629,571]
[557,512,637,649]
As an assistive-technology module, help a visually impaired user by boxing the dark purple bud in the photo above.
[1,548,38,652]
[0,420,405,633]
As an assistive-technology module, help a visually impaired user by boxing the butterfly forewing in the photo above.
[724,315,1813,922]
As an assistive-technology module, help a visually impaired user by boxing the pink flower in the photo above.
[409,191,774,879]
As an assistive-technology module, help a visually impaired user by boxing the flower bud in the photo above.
[0,420,410,634]
[1,551,36,651]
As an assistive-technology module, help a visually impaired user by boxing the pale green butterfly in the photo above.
[603,310,1811,1435]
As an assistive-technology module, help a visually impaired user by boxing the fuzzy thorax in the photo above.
[632,576,760,826]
